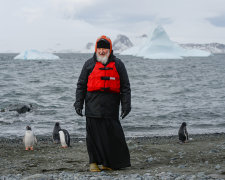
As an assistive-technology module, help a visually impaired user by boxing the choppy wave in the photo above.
[0,53,225,138]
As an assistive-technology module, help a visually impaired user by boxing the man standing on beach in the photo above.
[74,35,131,172]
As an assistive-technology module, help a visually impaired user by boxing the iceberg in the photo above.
[14,49,60,60]
[121,25,211,59]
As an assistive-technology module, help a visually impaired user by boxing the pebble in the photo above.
[1,171,224,180]
[210,149,219,153]
[186,175,196,180]
[197,172,207,179]
[146,155,158,163]
[215,164,221,170]
[175,174,186,180]
[177,164,186,169]
[22,174,48,180]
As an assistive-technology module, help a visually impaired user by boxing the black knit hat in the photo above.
[97,39,110,49]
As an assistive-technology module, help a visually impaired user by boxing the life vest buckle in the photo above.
[101,76,110,80]
[99,67,113,70]
[101,76,116,80]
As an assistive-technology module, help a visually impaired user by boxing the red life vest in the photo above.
[87,62,120,93]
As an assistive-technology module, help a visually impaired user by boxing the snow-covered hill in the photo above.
[112,34,133,53]
[180,43,225,54]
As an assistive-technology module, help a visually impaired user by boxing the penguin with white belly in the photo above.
[23,126,37,150]
[59,129,71,148]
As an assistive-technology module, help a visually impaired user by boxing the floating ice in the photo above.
[14,49,60,60]
[121,25,211,59]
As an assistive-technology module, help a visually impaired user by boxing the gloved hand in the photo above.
[75,108,83,117]
[120,109,130,119]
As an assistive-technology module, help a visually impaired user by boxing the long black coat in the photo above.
[74,52,131,118]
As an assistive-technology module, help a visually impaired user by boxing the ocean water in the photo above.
[0,53,225,138]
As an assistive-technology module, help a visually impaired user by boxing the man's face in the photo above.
[96,48,109,57]
[96,48,110,64]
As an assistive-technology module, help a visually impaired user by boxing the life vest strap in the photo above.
[101,76,116,80]
[99,67,113,70]
[101,87,110,91]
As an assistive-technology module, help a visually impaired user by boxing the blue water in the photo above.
[0,53,225,138]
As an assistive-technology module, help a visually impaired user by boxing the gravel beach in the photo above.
[0,133,225,180]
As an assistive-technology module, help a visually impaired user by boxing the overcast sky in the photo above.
[0,0,225,52]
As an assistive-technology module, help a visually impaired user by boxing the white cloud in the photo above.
[0,0,225,52]
[20,7,43,23]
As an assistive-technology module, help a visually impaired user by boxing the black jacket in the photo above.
[74,52,131,118]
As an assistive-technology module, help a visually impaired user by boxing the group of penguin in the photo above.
[4,103,189,146]
[23,121,188,150]
[23,122,70,150]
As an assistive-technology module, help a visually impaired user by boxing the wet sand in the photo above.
[0,133,225,179]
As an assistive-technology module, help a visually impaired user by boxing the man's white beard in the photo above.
[96,51,110,65]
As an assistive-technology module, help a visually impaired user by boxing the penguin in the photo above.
[52,122,61,144]
[178,122,189,143]
[59,129,70,148]
[23,126,37,150]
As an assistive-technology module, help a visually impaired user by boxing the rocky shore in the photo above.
[0,133,225,180]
